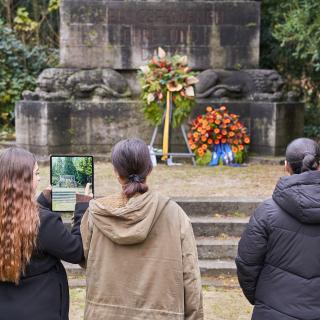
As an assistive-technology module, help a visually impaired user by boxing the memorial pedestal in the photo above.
[16,99,304,157]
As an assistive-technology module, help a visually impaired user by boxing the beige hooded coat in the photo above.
[80,191,203,320]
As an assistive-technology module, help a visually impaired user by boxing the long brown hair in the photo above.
[0,147,39,283]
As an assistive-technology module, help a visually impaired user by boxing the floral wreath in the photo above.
[138,48,198,128]
[188,106,250,165]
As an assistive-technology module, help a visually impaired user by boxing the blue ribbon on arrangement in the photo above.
[209,143,234,166]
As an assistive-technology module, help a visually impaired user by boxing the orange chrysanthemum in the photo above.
[189,105,250,162]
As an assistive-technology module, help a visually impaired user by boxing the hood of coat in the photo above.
[88,191,170,245]
[273,170,320,224]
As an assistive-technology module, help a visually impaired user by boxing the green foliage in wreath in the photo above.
[138,47,198,128]
[196,150,212,166]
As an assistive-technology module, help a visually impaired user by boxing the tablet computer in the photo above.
[50,155,94,212]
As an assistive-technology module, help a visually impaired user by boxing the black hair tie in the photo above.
[128,174,142,183]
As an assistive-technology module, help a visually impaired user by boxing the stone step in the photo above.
[64,259,237,281]
[69,278,86,288]
[64,262,83,276]
[191,217,249,237]
[63,216,249,238]
[197,237,239,260]
[199,259,236,277]
[248,155,284,166]
[64,237,240,270]
[68,276,240,289]
[60,198,260,217]
[173,198,260,217]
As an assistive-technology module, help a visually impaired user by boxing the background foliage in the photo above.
[52,157,93,186]
[261,0,320,138]
[0,0,59,134]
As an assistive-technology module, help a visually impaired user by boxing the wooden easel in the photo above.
[149,92,196,166]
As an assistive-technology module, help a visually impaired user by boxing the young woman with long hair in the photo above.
[81,138,203,320]
[0,147,91,320]
[236,138,320,320]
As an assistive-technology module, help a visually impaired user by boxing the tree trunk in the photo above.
[31,0,40,44]
[4,0,13,28]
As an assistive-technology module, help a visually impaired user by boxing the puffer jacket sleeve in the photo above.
[180,209,204,320]
[235,201,270,305]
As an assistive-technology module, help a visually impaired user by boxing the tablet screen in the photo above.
[50,155,94,212]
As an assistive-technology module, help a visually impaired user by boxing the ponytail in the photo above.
[301,153,319,173]
[286,138,320,174]
[122,174,148,198]
[111,138,153,198]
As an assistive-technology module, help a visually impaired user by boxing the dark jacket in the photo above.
[236,170,320,320]
[0,193,88,320]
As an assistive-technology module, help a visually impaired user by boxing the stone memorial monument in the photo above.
[15,0,304,157]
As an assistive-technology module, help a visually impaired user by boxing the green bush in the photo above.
[0,19,58,129]
[261,0,320,137]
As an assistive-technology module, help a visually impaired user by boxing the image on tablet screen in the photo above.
[51,156,93,212]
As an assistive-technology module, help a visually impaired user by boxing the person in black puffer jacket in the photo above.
[236,138,320,320]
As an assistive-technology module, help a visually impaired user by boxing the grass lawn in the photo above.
[69,286,253,320]
[38,162,284,199]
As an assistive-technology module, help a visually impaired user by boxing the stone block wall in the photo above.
[60,0,260,70]
[15,100,153,156]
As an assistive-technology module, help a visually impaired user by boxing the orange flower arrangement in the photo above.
[188,105,250,164]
